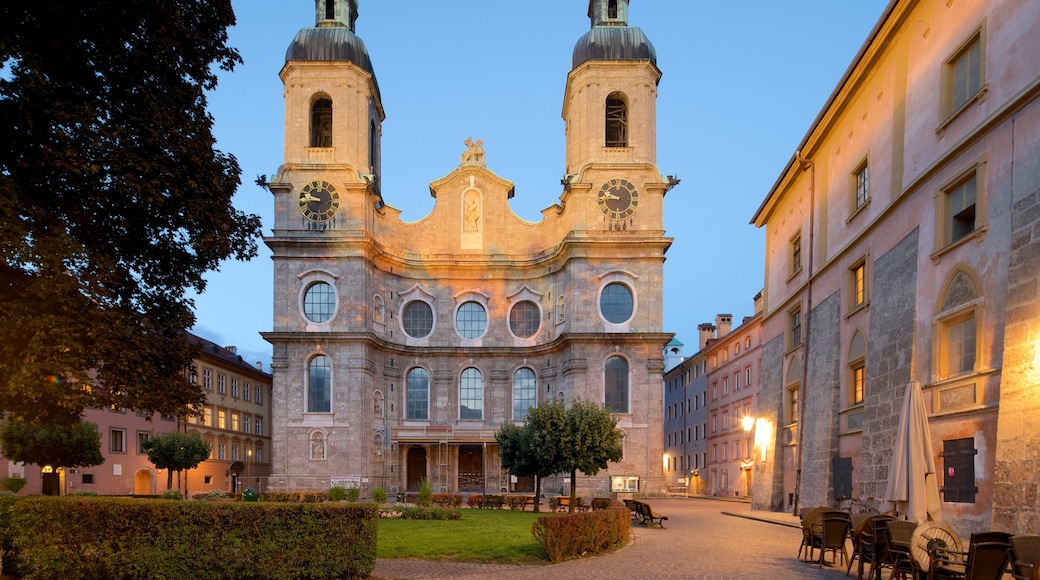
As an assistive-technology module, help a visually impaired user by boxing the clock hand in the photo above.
[602,192,620,201]
[301,193,320,203]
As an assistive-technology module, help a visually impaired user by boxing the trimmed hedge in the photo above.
[531,502,630,562]
[8,496,376,579]
[431,493,461,508]
[261,491,329,503]
[0,495,23,576]
[465,494,506,509]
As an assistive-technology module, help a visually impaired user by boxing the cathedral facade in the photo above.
[264,0,673,498]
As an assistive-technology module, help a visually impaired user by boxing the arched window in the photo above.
[935,270,981,380]
[307,355,331,413]
[459,368,483,420]
[605,93,627,147]
[605,356,629,413]
[513,368,536,420]
[369,119,378,171]
[406,368,429,420]
[311,98,333,147]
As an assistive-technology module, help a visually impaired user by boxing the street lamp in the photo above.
[246,448,252,489]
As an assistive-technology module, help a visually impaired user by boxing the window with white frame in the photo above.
[459,367,483,420]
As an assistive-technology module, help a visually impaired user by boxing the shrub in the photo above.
[346,487,361,503]
[160,490,183,500]
[417,478,433,507]
[1,477,26,494]
[371,486,387,506]
[68,490,99,496]
[484,494,506,509]
[399,506,462,520]
[431,493,461,508]
[328,486,346,502]
[467,494,483,508]
[506,495,535,510]
[262,491,328,503]
[532,504,630,562]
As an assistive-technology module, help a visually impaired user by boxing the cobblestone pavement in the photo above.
[372,498,858,580]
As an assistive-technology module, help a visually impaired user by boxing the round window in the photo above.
[509,300,540,338]
[403,300,434,338]
[303,282,336,323]
[600,282,633,323]
[456,301,487,339]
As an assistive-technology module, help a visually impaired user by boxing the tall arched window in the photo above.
[311,98,333,147]
[605,93,627,147]
[459,368,483,420]
[406,368,429,420]
[369,119,378,171]
[605,356,629,413]
[513,368,536,420]
[307,355,331,413]
[935,270,981,380]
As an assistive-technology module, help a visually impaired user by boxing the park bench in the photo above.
[554,496,590,512]
[634,500,669,528]
[623,499,641,520]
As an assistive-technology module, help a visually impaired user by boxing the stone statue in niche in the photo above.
[460,137,485,167]
[464,196,480,232]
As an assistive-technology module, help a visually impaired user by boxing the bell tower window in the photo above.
[311,98,333,147]
[608,0,618,19]
[324,0,334,20]
[605,93,627,147]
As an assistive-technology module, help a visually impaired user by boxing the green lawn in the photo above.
[377,509,550,564]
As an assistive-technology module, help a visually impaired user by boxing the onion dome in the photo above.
[572,0,657,69]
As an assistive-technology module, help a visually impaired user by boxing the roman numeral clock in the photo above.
[597,177,639,221]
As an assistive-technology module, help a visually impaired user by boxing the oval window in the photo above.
[403,300,434,338]
[509,300,540,338]
[600,282,633,323]
[303,282,336,323]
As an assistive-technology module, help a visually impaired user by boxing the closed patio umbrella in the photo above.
[882,381,942,524]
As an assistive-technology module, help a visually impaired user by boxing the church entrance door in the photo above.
[406,447,427,491]
[458,445,483,492]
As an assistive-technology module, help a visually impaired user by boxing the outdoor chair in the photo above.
[1010,535,1040,580]
[885,519,921,580]
[930,538,1011,580]
[847,514,895,580]
[798,507,830,562]
[817,511,853,568]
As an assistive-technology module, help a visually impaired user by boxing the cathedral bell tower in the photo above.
[563,0,665,230]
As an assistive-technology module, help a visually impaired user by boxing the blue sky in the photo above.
[191,0,890,369]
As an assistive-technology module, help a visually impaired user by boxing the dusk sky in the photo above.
[191,0,890,369]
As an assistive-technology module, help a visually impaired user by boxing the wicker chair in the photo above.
[798,507,830,562]
[1010,535,1040,580]
[817,511,853,569]
[885,520,921,580]
[847,514,896,580]
[931,535,1011,580]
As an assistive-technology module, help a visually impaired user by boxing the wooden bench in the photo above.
[554,496,589,512]
[623,499,641,520]
[634,500,668,528]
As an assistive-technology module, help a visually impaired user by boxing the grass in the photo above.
[377,508,550,564]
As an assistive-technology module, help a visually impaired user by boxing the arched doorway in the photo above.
[458,445,483,492]
[406,447,427,491]
[134,469,154,495]
[41,467,61,496]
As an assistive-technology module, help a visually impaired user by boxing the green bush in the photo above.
[1,477,26,494]
[68,490,99,496]
[328,485,346,502]
[0,495,24,576]
[205,489,228,499]
[371,486,387,506]
[8,497,377,579]
[346,487,360,503]
[159,490,183,500]
[417,478,433,507]
[532,504,630,562]
[399,506,462,520]
[431,493,461,508]
[261,491,328,503]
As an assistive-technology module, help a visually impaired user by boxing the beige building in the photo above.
[751,0,1040,535]
[264,0,675,497]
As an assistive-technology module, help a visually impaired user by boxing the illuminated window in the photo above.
[854,161,869,210]
[935,270,981,381]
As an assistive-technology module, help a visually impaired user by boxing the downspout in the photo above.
[792,150,815,516]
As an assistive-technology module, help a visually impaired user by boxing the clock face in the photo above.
[598,178,639,220]
[298,180,340,221]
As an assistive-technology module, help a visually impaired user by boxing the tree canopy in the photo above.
[496,399,623,513]
[0,418,105,468]
[0,1,262,426]
[142,431,211,490]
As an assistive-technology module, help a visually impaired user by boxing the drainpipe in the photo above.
[792,150,815,516]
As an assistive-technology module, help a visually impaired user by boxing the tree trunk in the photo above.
[166,468,173,490]
[569,469,577,513]
[533,475,542,513]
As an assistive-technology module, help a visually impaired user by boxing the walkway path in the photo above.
[372,498,857,580]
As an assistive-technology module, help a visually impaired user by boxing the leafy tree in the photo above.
[557,399,624,511]
[497,403,566,513]
[0,1,262,427]
[141,431,211,490]
[0,418,105,468]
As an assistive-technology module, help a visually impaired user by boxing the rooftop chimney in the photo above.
[225,345,237,355]
[698,323,716,350]
[716,314,733,338]
[255,361,263,371]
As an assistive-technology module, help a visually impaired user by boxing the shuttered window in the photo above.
[940,438,978,503]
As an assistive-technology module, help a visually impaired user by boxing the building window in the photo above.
[854,161,869,210]
[109,429,125,453]
[310,97,333,147]
[204,407,213,427]
[83,474,95,484]
[231,378,239,398]
[218,409,227,429]
[203,369,212,390]
[946,173,978,246]
[218,444,226,461]
[307,355,331,413]
[255,418,262,435]
[255,386,262,404]
[789,308,802,349]
[513,367,536,420]
[402,300,434,338]
[605,93,627,147]
[255,448,262,462]
[935,270,982,381]
[232,446,239,461]
[605,356,629,413]
[406,367,430,420]
[455,301,487,339]
[459,368,483,420]
[943,31,984,118]
[941,437,978,503]
[303,281,336,324]
[137,432,149,454]
[218,374,226,394]
[600,282,634,324]
[242,414,251,432]
[849,259,868,310]
[204,475,212,485]
[848,330,867,407]
[231,413,239,432]
[745,367,752,387]
[722,376,729,396]
[712,382,718,400]
[787,387,799,426]
[790,234,802,276]
[243,383,251,401]
[509,300,540,338]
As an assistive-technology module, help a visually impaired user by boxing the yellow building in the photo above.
[264,0,675,497]
[751,0,1040,535]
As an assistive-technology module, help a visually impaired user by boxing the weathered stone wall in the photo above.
[860,228,919,501]
[755,333,786,511]
[798,292,842,507]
